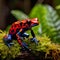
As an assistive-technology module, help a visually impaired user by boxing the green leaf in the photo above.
[45,5,60,42]
[29,4,60,43]
[5,25,11,32]
[29,4,47,35]
[11,10,29,20]
[56,5,60,9]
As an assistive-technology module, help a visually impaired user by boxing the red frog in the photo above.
[3,18,39,50]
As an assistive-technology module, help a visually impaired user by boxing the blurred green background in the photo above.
[0,0,60,29]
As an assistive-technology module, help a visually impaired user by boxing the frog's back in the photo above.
[9,21,21,35]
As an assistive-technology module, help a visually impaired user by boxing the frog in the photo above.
[3,18,39,50]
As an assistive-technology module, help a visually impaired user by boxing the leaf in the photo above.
[29,4,60,43]
[45,5,60,42]
[29,4,47,35]
[56,5,60,9]
[5,25,11,32]
[11,10,29,20]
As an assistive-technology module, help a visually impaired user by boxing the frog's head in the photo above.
[30,18,39,27]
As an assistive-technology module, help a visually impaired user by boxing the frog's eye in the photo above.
[31,18,38,23]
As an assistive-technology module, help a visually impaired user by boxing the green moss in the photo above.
[0,30,21,60]
[0,30,60,60]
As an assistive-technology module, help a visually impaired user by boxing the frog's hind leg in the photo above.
[3,34,13,47]
[16,33,29,51]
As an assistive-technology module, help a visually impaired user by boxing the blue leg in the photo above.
[17,32,30,50]
[22,42,28,49]
[31,38,38,45]
[22,33,29,38]
[4,34,13,47]
[21,42,31,51]
[8,34,12,41]
[4,34,12,41]
[17,32,29,38]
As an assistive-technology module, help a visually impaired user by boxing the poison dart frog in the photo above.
[3,18,39,50]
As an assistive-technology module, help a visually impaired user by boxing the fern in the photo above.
[29,4,60,43]
[45,5,60,42]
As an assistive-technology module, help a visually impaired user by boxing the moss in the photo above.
[0,30,21,60]
[0,30,60,60]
